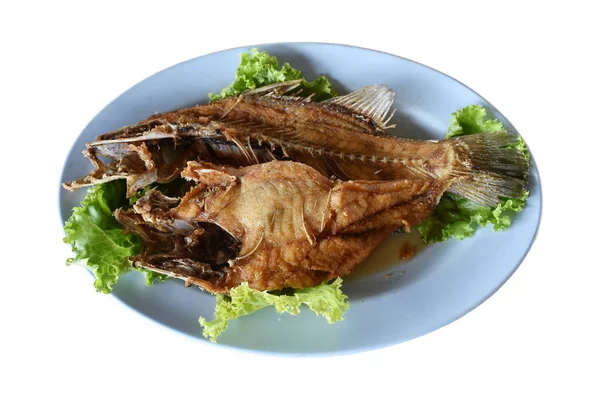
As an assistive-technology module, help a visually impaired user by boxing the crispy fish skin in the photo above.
[93,89,446,179]
[66,83,528,207]
[129,160,446,293]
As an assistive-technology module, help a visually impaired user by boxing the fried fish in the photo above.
[64,81,529,293]
[64,81,529,207]
[117,160,446,293]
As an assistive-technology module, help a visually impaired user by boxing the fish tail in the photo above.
[446,131,529,206]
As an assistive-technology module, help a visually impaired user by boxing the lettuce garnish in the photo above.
[209,48,337,102]
[63,181,165,293]
[199,278,349,343]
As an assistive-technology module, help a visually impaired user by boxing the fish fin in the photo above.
[89,132,175,146]
[330,179,441,231]
[181,161,239,186]
[322,84,396,130]
[242,79,303,96]
[447,131,529,206]
[132,256,225,293]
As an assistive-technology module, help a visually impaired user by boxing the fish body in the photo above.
[65,82,529,207]
[121,160,446,293]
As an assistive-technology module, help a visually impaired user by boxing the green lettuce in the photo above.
[417,105,530,243]
[199,278,349,343]
[417,191,529,243]
[63,181,165,293]
[209,48,337,102]
[446,104,504,138]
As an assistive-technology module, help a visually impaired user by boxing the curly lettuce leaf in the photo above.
[63,181,165,293]
[418,191,529,243]
[199,278,349,343]
[209,48,337,102]
[418,105,530,243]
[141,270,170,286]
[446,104,504,137]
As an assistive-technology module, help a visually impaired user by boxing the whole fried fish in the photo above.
[64,81,529,206]
[117,160,446,293]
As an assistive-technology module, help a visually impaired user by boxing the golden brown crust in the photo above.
[150,161,445,293]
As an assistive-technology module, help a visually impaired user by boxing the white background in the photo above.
[1,1,598,399]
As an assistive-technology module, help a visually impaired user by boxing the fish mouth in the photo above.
[126,217,242,292]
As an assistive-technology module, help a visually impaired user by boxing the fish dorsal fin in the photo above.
[323,84,396,130]
[242,79,303,96]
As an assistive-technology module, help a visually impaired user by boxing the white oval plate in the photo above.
[59,43,541,356]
